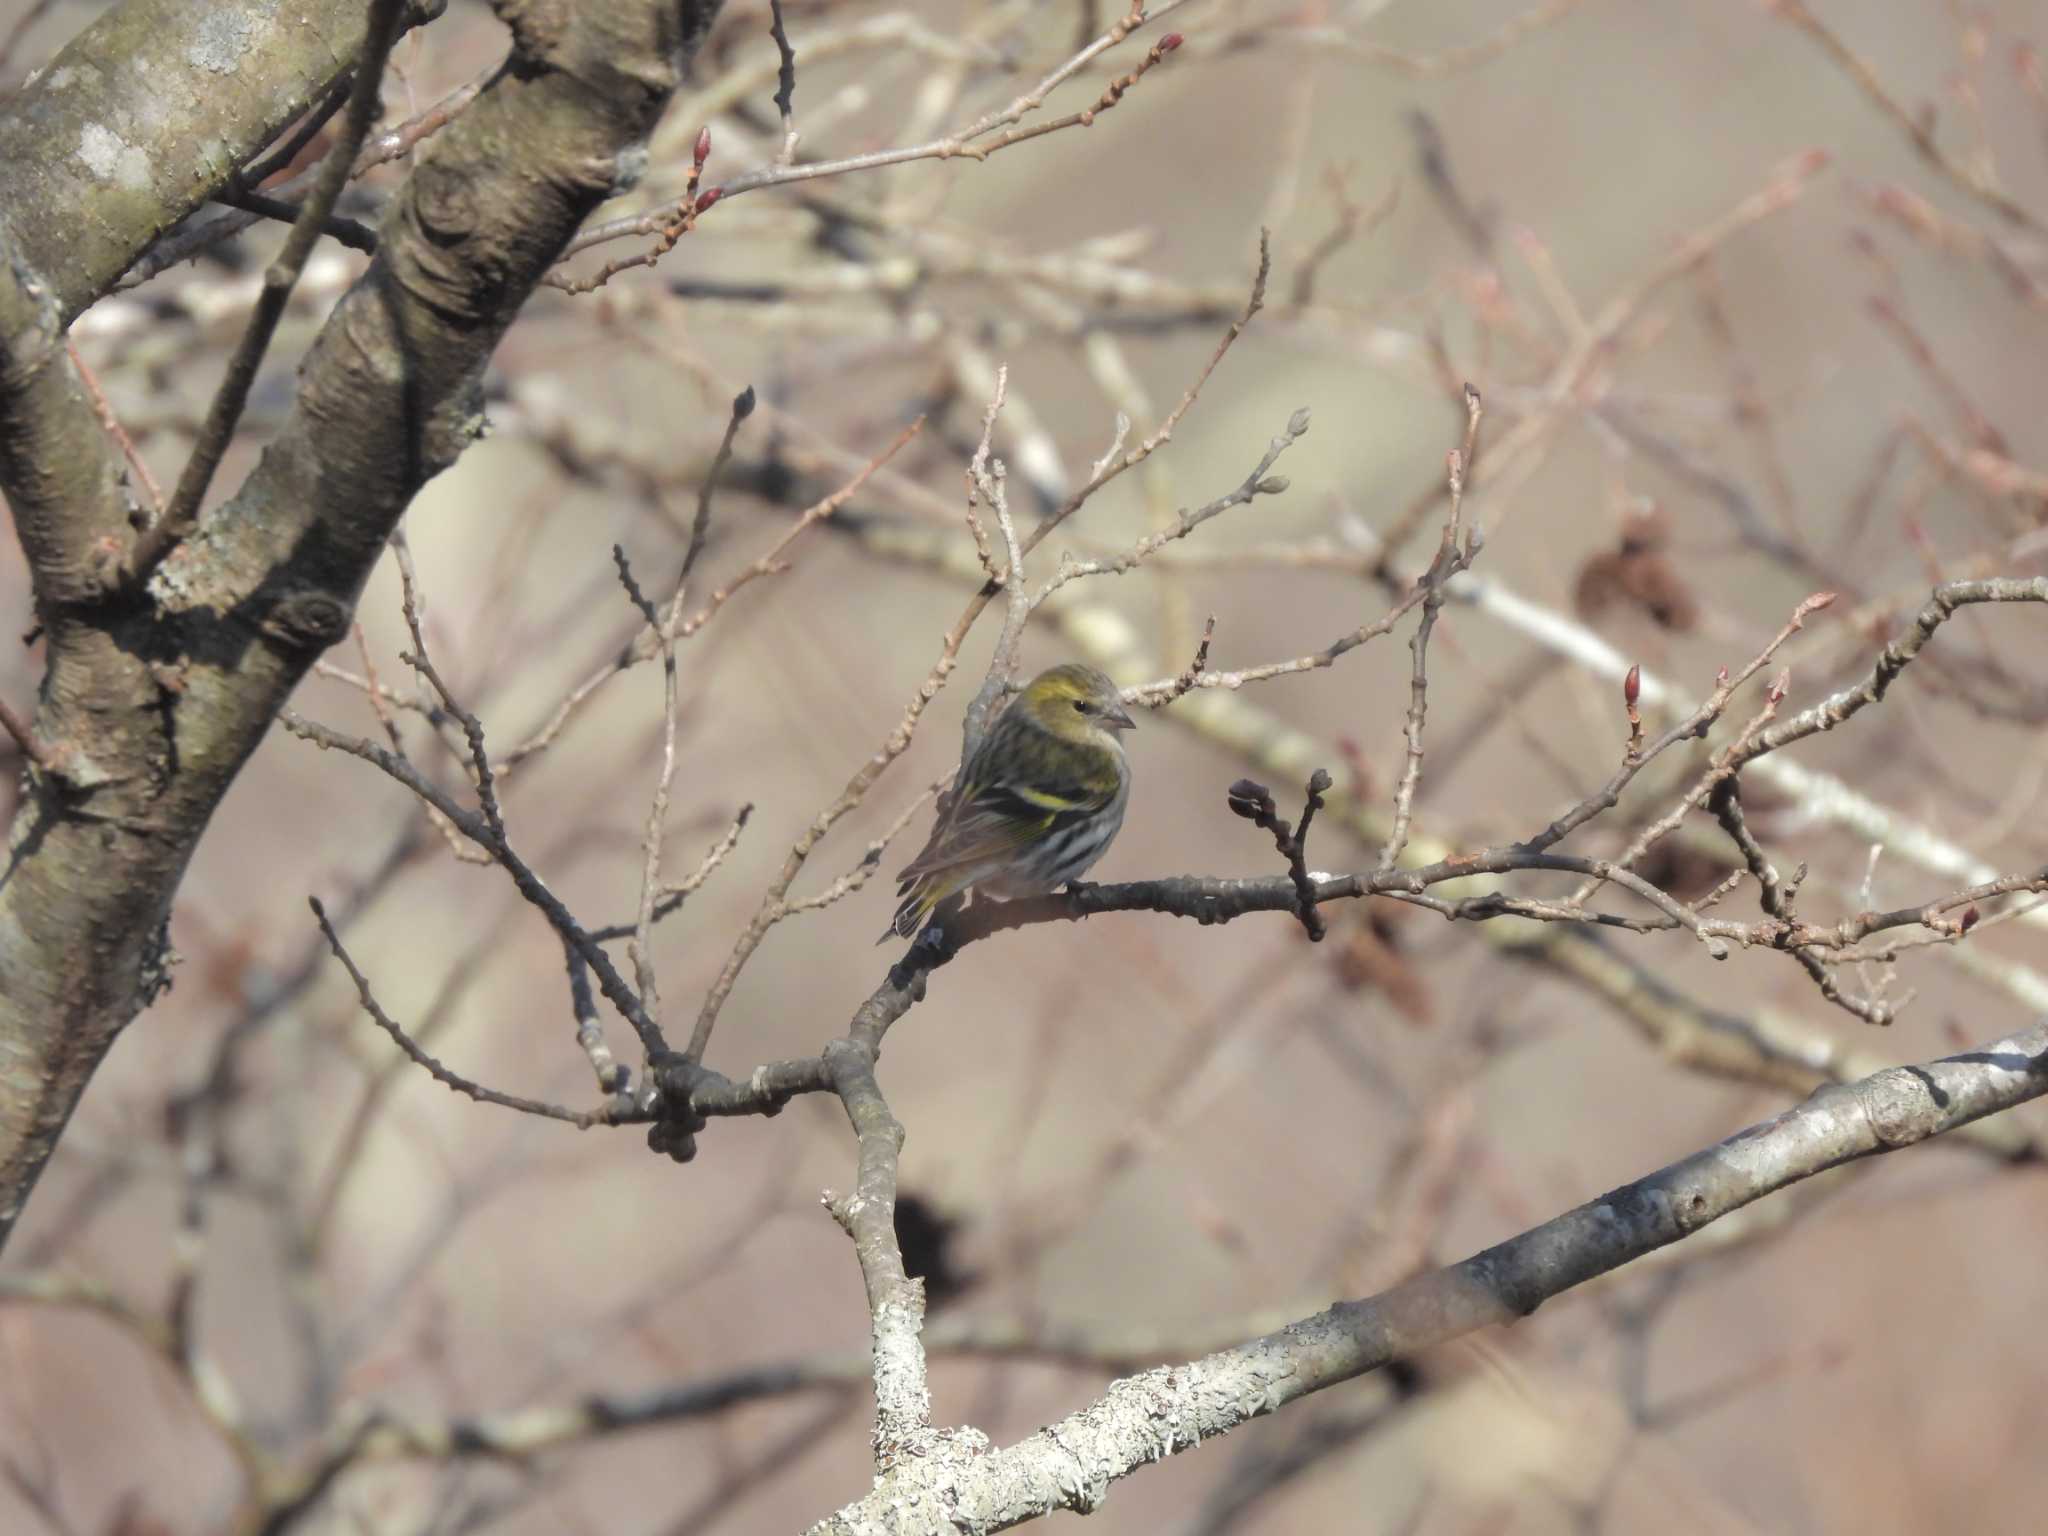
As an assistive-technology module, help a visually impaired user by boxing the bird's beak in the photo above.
[1108,699,1138,732]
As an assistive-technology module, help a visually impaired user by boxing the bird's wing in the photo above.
[895,772,1115,885]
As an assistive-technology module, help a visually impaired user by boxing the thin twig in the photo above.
[551,127,717,294]
[1710,777,1896,1027]
[65,340,162,514]
[960,370,1022,758]
[0,0,61,78]
[494,420,919,776]
[768,0,800,162]
[716,7,1188,198]
[1378,385,1483,873]
[1586,675,1792,909]
[1733,577,2048,769]
[582,806,754,943]
[614,544,681,1028]
[236,76,353,190]
[310,898,638,1129]
[1225,773,1335,940]
[683,385,755,584]
[1148,615,1217,705]
[675,421,928,1065]
[119,76,486,288]
[1770,0,2044,235]
[211,186,378,253]
[1519,590,1836,857]
[281,710,668,1063]
[783,779,945,918]
[1030,407,1309,607]
[567,942,630,1098]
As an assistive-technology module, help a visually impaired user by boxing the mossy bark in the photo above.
[0,0,725,1252]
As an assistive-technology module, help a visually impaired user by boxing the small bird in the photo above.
[888,663,1136,940]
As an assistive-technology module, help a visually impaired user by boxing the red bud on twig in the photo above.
[695,126,712,167]
[1622,663,1644,760]
[1160,32,1184,50]
[693,186,724,215]
[1960,905,1981,935]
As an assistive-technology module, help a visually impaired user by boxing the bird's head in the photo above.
[1018,663,1137,745]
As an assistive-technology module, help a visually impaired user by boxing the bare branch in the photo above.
[1769,0,2045,235]
[1379,386,1483,873]
[1735,577,2048,768]
[612,544,683,1028]
[310,898,641,1130]
[818,1017,2048,1530]
[960,369,1022,758]
[1521,591,1834,857]
[1225,774,1334,941]
[683,384,755,584]
[118,75,489,290]
[1710,776,1896,1027]
[822,1039,930,1464]
[1029,406,1309,607]
[768,0,800,161]
[282,706,670,1066]
[716,8,1189,199]
[64,339,162,515]
[1458,570,2048,934]
[496,416,918,778]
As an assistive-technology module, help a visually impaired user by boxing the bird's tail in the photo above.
[878,875,965,944]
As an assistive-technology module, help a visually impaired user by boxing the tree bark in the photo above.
[812,1017,2048,1532]
[0,0,389,324]
[0,0,726,1252]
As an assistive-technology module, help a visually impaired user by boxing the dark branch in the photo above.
[1226,773,1333,940]
[768,0,799,137]
[682,385,755,584]
[211,186,379,254]
[311,898,643,1130]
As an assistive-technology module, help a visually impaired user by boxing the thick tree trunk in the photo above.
[0,0,725,1253]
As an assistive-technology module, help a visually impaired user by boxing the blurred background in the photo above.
[4,0,2048,1531]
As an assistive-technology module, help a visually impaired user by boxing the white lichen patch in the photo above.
[76,123,121,176]
[187,10,256,74]
[611,143,650,194]
[127,86,171,137]
[76,124,152,190]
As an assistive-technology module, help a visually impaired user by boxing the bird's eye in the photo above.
[1073,699,1092,713]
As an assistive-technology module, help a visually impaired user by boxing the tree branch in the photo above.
[0,0,414,324]
[0,232,130,609]
[822,1038,931,1464]
[0,0,730,1256]
[815,1017,2048,1531]
[129,0,411,586]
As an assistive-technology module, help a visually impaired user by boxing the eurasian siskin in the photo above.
[888,663,1136,939]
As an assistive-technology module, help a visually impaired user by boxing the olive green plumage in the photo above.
[888,664,1136,939]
